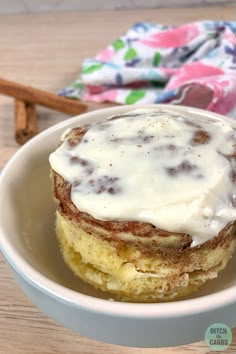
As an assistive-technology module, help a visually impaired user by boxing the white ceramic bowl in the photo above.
[0,104,236,348]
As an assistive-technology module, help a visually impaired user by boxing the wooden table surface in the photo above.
[0,7,236,354]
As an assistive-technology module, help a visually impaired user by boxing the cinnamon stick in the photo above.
[0,78,87,115]
[15,100,38,145]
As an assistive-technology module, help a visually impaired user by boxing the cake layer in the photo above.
[55,211,236,302]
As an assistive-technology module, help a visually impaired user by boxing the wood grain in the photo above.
[0,0,235,15]
[0,7,235,354]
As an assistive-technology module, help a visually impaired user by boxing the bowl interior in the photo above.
[1,104,236,302]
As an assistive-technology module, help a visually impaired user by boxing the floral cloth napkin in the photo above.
[60,21,236,117]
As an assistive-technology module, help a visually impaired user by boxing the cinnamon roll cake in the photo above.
[49,108,236,302]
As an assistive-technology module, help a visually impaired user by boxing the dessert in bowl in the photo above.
[50,107,236,303]
[0,105,236,347]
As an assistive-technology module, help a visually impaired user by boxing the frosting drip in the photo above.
[49,108,236,247]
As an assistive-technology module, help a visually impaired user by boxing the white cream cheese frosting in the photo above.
[49,108,236,247]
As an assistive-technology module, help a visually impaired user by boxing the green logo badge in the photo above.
[205,323,232,351]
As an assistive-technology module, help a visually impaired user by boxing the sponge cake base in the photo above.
[56,211,236,302]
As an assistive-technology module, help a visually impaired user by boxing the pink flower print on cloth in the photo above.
[60,21,236,117]
[193,75,236,115]
[96,48,114,62]
[84,89,118,103]
[166,62,225,90]
[140,23,199,48]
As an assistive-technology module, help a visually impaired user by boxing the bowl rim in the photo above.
[0,104,236,318]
